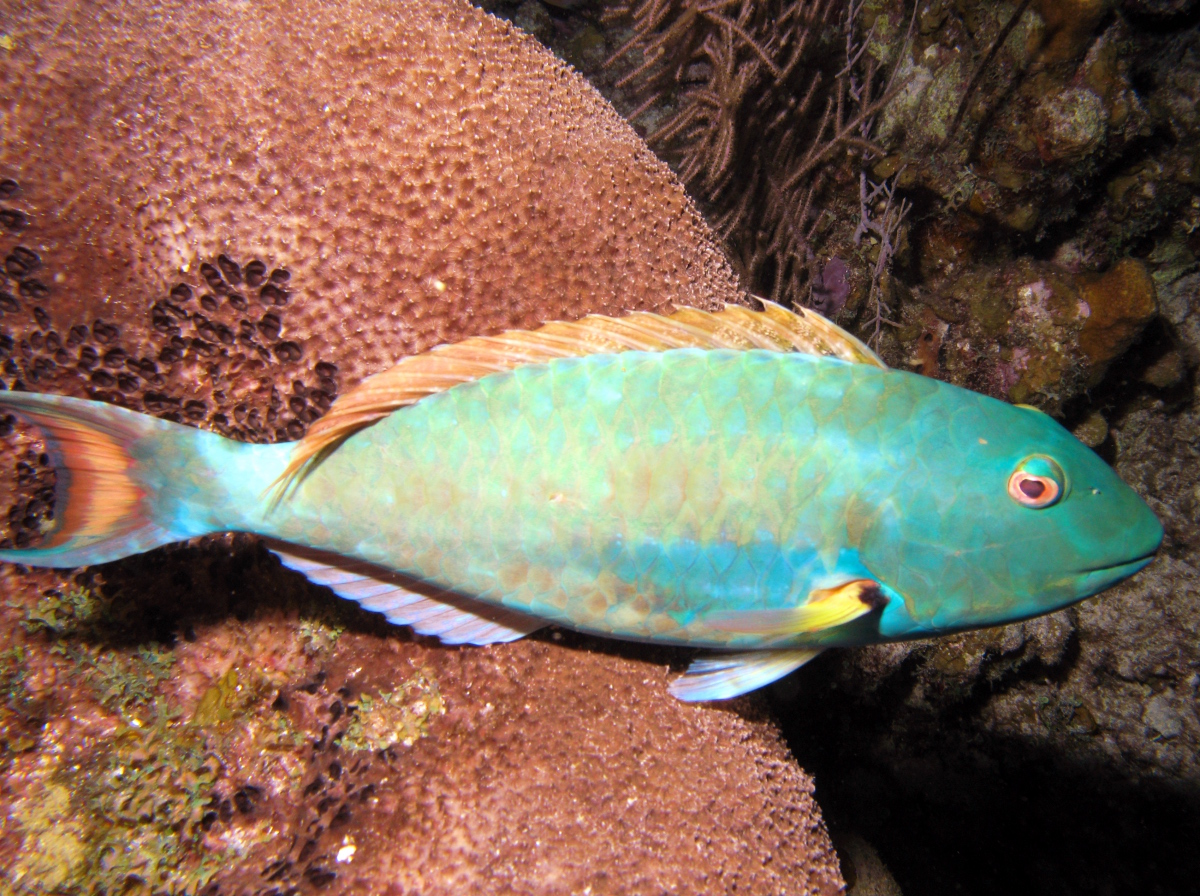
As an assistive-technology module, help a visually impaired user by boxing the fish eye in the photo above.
[1007,455,1065,509]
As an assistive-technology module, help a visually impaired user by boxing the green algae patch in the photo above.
[6,694,234,895]
[2,583,244,894]
[341,670,446,752]
[17,586,103,637]
[192,666,246,726]
[297,617,344,657]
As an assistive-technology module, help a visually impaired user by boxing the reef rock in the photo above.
[0,544,843,894]
[901,256,1157,413]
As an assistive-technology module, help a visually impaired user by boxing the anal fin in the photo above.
[269,543,543,645]
[669,649,823,702]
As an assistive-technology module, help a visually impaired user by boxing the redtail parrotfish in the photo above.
[0,303,1162,700]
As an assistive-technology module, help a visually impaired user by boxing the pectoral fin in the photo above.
[669,649,823,701]
[710,579,887,638]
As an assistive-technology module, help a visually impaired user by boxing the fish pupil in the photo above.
[1019,478,1046,499]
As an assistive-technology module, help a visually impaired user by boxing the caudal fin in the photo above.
[0,392,197,568]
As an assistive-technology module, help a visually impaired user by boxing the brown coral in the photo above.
[0,0,742,445]
[0,0,848,890]
[1078,257,1158,374]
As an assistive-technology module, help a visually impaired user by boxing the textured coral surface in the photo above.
[0,0,852,892]
[0,544,843,894]
[0,0,740,443]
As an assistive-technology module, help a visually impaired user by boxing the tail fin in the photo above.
[0,392,203,568]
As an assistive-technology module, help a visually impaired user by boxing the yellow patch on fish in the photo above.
[710,579,887,638]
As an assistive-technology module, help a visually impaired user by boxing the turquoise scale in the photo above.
[217,347,1154,650]
[0,327,1162,700]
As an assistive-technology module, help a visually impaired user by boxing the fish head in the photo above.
[862,384,1162,640]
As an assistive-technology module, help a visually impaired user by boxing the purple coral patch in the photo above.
[811,257,850,317]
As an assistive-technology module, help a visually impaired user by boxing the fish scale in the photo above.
[245,350,943,645]
[0,305,1162,701]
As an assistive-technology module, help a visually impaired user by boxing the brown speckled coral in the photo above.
[0,546,845,894]
[0,1,842,891]
[0,0,741,445]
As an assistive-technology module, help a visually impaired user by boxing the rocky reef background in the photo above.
[480,0,1200,893]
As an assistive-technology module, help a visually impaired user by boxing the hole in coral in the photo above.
[0,179,18,199]
[200,262,224,290]
[5,246,40,277]
[233,785,261,814]
[190,338,217,357]
[305,866,337,887]
[258,314,282,340]
[259,283,287,305]
[144,392,181,413]
[0,209,27,231]
[244,259,267,287]
[19,279,48,299]
[303,776,325,798]
[0,292,18,313]
[92,320,119,344]
[217,254,243,285]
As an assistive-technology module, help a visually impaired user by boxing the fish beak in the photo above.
[1069,550,1158,598]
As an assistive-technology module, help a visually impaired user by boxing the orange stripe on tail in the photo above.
[0,393,183,568]
[38,412,144,547]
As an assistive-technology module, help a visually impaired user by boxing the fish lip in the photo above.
[1078,549,1159,576]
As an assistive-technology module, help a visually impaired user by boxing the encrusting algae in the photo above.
[0,565,453,894]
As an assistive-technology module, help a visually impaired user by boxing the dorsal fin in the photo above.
[276,300,883,492]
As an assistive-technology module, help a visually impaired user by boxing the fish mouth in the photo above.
[1071,550,1158,597]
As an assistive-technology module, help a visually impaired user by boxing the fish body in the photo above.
[0,307,1162,699]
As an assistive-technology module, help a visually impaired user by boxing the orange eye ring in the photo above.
[1008,470,1061,508]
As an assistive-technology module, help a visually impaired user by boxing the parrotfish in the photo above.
[0,303,1162,700]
